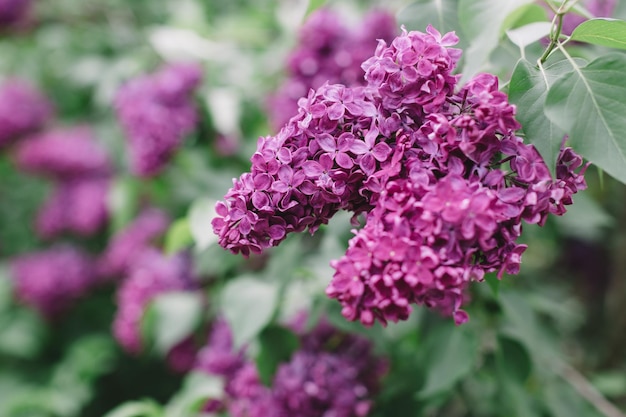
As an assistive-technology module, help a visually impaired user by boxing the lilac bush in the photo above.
[213,26,588,326]
[114,63,202,177]
[0,78,51,147]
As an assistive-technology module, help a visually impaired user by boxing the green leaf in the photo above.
[107,177,139,233]
[545,380,604,417]
[506,22,552,50]
[305,0,327,17]
[571,18,626,50]
[417,322,479,398]
[483,272,501,297]
[147,291,204,355]
[164,218,193,254]
[255,325,300,386]
[458,0,535,82]
[544,54,626,184]
[509,59,583,176]
[102,399,163,417]
[221,276,279,348]
[188,197,218,252]
[164,372,224,416]
[397,0,461,38]
[496,335,532,383]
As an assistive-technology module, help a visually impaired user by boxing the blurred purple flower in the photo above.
[194,316,386,417]
[0,0,31,28]
[11,246,98,318]
[0,78,51,147]
[98,208,170,279]
[36,178,110,239]
[112,250,197,354]
[543,0,617,35]
[115,63,202,177]
[15,127,111,179]
[267,8,397,130]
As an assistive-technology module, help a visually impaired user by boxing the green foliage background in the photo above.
[1,0,626,416]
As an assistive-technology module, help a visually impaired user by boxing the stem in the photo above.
[539,12,564,64]
[554,361,626,417]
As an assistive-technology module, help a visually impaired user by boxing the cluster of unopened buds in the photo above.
[213,25,588,326]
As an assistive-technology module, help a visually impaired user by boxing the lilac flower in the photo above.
[194,316,386,417]
[36,178,110,239]
[0,79,51,147]
[215,26,588,326]
[0,0,31,28]
[195,317,246,379]
[15,127,111,179]
[362,25,461,117]
[98,209,170,279]
[112,250,196,354]
[267,9,397,130]
[115,63,202,177]
[11,246,98,318]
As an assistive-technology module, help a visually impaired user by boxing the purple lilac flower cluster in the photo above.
[112,249,196,355]
[15,127,112,238]
[213,26,588,326]
[114,63,202,177]
[267,8,397,130]
[11,246,98,318]
[0,0,31,28]
[195,317,386,417]
[0,78,51,147]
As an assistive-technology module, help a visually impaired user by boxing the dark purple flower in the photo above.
[115,63,202,177]
[11,246,98,318]
[216,28,588,326]
[0,0,31,28]
[0,78,51,147]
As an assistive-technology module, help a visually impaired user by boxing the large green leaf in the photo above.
[417,322,479,398]
[544,54,626,184]
[571,18,626,50]
[255,325,300,386]
[509,59,586,176]
[397,0,461,39]
[458,0,535,82]
[147,291,204,355]
[221,276,280,348]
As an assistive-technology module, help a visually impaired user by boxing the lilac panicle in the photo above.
[112,250,196,354]
[98,209,171,279]
[11,246,98,318]
[267,8,397,130]
[115,63,202,177]
[195,316,386,417]
[0,78,51,146]
[214,26,588,326]
[15,127,111,179]
[36,178,110,239]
